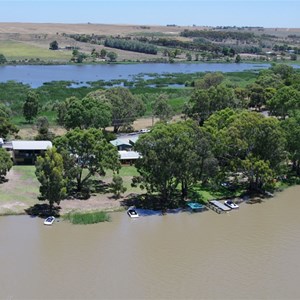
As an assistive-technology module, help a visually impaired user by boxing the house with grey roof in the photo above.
[110,134,140,151]
[118,150,141,164]
[110,134,142,164]
[11,140,52,165]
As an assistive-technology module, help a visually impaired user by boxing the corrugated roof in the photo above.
[12,140,52,150]
[110,134,140,147]
[110,139,132,147]
[118,151,140,160]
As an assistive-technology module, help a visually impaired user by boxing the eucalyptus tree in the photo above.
[0,148,13,182]
[54,128,120,194]
[281,113,300,175]
[134,121,217,210]
[151,94,174,122]
[204,109,286,191]
[104,87,146,133]
[184,85,239,125]
[35,147,66,211]
[0,117,18,139]
[23,91,39,123]
[267,86,300,119]
[57,94,112,130]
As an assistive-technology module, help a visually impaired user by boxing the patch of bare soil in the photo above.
[18,126,66,140]
[59,193,123,214]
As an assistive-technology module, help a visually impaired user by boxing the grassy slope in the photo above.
[0,40,72,60]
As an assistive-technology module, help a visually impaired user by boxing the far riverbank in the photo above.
[0,62,271,88]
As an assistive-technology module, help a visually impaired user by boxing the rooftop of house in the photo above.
[11,140,52,150]
[110,133,140,147]
[118,150,140,160]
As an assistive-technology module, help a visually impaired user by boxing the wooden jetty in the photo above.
[207,200,231,214]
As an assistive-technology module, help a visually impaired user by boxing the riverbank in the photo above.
[0,165,137,216]
[0,163,286,217]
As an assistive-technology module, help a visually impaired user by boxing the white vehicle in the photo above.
[224,200,239,209]
[139,128,150,134]
[127,206,139,218]
[44,216,55,225]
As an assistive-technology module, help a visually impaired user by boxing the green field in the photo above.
[0,41,72,61]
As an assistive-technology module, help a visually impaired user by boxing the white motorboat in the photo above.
[127,206,139,218]
[224,200,239,209]
[44,216,55,225]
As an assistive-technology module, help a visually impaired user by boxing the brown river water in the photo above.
[1,186,300,299]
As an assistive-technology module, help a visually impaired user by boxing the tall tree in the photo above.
[0,103,11,118]
[267,86,300,119]
[104,87,146,133]
[271,63,294,81]
[134,121,217,210]
[184,85,239,125]
[194,72,224,89]
[57,93,112,130]
[281,114,300,175]
[0,117,18,139]
[204,109,286,191]
[35,147,66,212]
[49,40,59,50]
[0,148,13,182]
[35,116,55,141]
[107,51,118,62]
[54,128,120,194]
[110,174,127,199]
[23,91,39,123]
[152,94,174,122]
[100,49,107,59]
[0,54,7,64]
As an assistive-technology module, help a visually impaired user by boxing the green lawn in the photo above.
[0,40,72,61]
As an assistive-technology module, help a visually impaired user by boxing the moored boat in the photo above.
[127,206,139,218]
[44,216,55,225]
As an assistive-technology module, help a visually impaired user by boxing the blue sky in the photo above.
[0,0,299,27]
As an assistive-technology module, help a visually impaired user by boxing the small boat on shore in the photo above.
[224,200,239,209]
[44,216,55,225]
[127,206,139,218]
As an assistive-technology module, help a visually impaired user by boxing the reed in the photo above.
[63,211,110,224]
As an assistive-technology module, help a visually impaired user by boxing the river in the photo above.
[1,186,300,299]
[0,63,270,88]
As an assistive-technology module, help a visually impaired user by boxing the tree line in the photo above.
[104,38,158,55]
[180,29,256,42]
